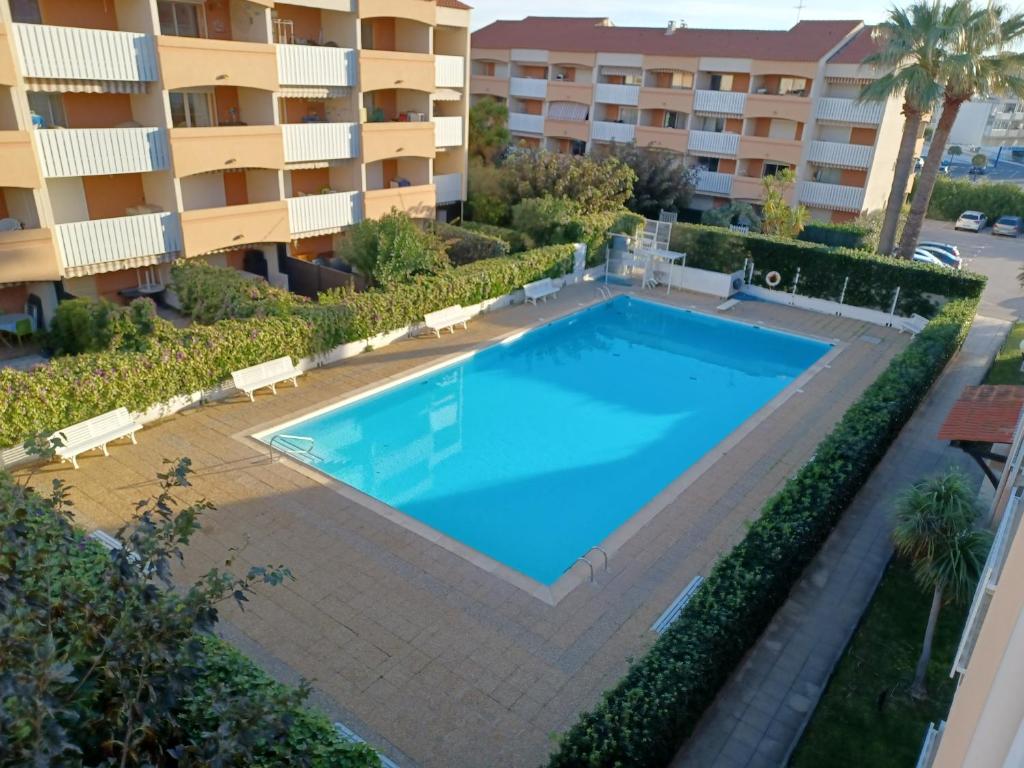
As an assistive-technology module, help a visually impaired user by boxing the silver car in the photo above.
[992,215,1022,237]
[955,210,987,231]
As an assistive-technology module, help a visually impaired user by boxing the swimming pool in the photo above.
[260,297,830,586]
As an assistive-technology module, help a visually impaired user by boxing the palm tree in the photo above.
[898,1,1024,257]
[860,2,950,256]
[891,470,991,699]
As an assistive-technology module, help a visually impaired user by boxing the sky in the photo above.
[469,0,894,31]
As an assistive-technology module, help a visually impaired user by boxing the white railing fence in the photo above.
[35,128,169,177]
[276,44,356,88]
[13,23,157,81]
[435,54,465,88]
[55,212,181,274]
[287,191,362,237]
[434,116,463,147]
[434,173,463,204]
[282,122,359,163]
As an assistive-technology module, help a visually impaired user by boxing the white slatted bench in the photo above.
[53,407,142,469]
[523,277,560,305]
[423,305,473,337]
[651,575,705,634]
[231,356,302,401]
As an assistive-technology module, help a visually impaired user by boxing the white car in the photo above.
[955,210,988,231]
[912,250,946,267]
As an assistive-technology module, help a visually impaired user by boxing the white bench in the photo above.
[231,356,303,401]
[53,407,142,469]
[523,277,560,305]
[423,305,474,337]
[650,575,705,634]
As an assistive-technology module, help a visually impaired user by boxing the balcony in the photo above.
[358,0,436,25]
[180,200,290,257]
[694,171,733,196]
[508,112,544,134]
[688,130,739,155]
[36,128,169,178]
[434,116,463,148]
[282,123,359,164]
[54,212,182,277]
[639,88,693,113]
[0,26,16,85]
[13,23,157,83]
[470,75,508,99]
[814,97,884,125]
[169,125,284,177]
[798,180,866,212]
[287,191,363,238]
[545,119,589,142]
[361,122,435,163]
[359,50,434,93]
[693,89,746,115]
[591,121,635,143]
[277,44,356,88]
[731,175,765,201]
[157,36,278,91]
[509,77,547,99]
[548,81,593,104]
[635,125,688,153]
[436,55,465,88]
[0,228,59,282]
[594,82,639,106]
[738,135,803,166]
[807,140,873,169]
[744,93,811,122]
[0,131,40,188]
[434,172,463,204]
[364,184,436,219]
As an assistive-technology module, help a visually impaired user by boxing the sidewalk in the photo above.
[671,313,1010,768]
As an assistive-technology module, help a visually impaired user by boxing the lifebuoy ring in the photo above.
[765,271,782,288]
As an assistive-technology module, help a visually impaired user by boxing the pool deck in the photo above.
[19,283,912,767]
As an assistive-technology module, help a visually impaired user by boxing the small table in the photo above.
[0,313,33,347]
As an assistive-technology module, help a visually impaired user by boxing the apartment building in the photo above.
[0,0,469,323]
[933,95,1024,149]
[470,17,906,224]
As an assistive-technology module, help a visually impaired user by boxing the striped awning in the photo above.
[600,66,641,77]
[277,86,350,100]
[25,78,148,94]
[62,252,175,279]
[547,101,588,121]
[291,226,342,240]
[825,76,875,85]
[432,88,463,101]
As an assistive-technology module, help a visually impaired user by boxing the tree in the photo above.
[501,150,636,215]
[898,0,1024,257]
[340,209,449,288]
[47,297,174,356]
[468,97,509,164]
[860,2,951,255]
[971,151,988,168]
[701,201,761,231]
[759,169,808,238]
[596,144,695,218]
[510,195,581,247]
[467,157,512,224]
[891,470,991,698]
[947,144,963,162]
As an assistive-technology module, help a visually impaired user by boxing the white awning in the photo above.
[26,78,148,94]
[62,252,174,279]
[432,88,463,101]
[277,86,350,100]
[547,101,588,121]
[600,66,641,77]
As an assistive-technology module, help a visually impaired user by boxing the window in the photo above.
[709,73,734,92]
[158,1,205,38]
[695,115,725,132]
[662,111,685,129]
[695,156,720,172]
[570,139,586,156]
[618,107,639,124]
[779,77,808,95]
[169,91,215,127]
[813,167,842,184]
[762,162,789,177]
[28,92,66,128]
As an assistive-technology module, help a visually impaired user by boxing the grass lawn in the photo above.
[789,558,967,768]
[984,321,1024,385]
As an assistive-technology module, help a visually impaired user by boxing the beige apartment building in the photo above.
[0,0,469,323]
[470,17,907,224]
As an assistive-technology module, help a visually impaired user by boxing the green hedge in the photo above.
[461,221,531,253]
[670,223,985,317]
[547,296,979,767]
[926,176,1024,223]
[432,221,510,265]
[797,221,870,250]
[171,261,305,323]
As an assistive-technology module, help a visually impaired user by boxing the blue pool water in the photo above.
[264,297,829,585]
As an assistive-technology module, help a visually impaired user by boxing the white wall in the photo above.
[46,177,89,224]
[179,173,227,211]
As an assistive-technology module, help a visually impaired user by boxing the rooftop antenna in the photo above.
[794,0,805,20]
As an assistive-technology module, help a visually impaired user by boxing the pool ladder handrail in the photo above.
[269,433,319,462]
[570,546,609,583]
[596,285,613,299]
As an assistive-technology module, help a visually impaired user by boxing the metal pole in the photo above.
[994,145,1003,169]
[889,286,901,324]
[792,267,801,295]
[839,276,848,305]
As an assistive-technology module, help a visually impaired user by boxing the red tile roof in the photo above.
[938,385,1024,444]
[437,0,471,8]
[472,17,864,62]
[828,25,880,64]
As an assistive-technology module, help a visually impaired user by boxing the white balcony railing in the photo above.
[798,180,866,211]
[13,23,157,82]
[434,116,463,148]
[509,112,544,134]
[35,128,169,178]
[814,97,884,125]
[276,44,356,88]
[434,172,463,204]
[694,171,733,195]
[688,130,740,155]
[435,55,465,88]
[591,121,636,143]
[55,212,181,277]
[693,89,746,115]
[287,191,363,238]
[282,122,359,164]
[594,82,640,106]
[807,140,873,169]
[509,77,547,99]
[914,722,946,768]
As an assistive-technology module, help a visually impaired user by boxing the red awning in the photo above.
[938,385,1024,444]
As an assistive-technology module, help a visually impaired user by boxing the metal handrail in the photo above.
[572,556,595,582]
[269,433,319,462]
[585,545,608,571]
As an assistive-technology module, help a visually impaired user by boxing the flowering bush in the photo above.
[171,261,305,323]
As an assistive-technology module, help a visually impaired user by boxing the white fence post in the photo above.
[888,286,901,325]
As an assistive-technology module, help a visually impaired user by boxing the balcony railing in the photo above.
[688,130,739,155]
[694,170,733,195]
[434,172,463,204]
[434,116,463,148]
[807,140,873,169]
[277,44,356,88]
[594,82,639,106]
[693,89,746,115]
[13,23,158,82]
[35,128,169,177]
[509,77,547,99]
[435,55,465,88]
[287,191,362,238]
[509,112,544,134]
[0,227,60,282]
[814,97,884,125]
[914,722,946,768]
[363,185,436,220]
[798,180,866,211]
[282,123,359,164]
[591,121,636,143]
[55,212,182,277]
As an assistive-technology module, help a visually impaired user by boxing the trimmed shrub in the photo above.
[926,176,1024,223]
[797,221,871,250]
[547,296,979,767]
[48,297,173,355]
[433,221,509,265]
[461,220,530,253]
[171,261,303,323]
[339,210,449,289]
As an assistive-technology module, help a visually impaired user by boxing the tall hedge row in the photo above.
[796,221,870,250]
[548,296,979,767]
[926,176,1024,223]
[431,221,510,265]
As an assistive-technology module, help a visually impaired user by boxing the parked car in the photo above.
[992,215,1022,237]
[955,210,988,231]
[919,240,961,258]
[917,244,963,269]
[968,165,987,175]
[912,250,947,267]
